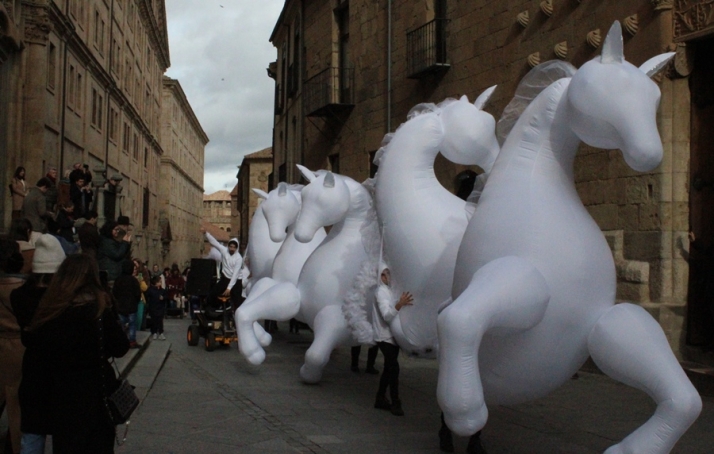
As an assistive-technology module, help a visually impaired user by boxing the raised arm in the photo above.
[203,230,228,256]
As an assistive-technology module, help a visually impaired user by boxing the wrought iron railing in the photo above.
[407,18,449,78]
[303,66,354,117]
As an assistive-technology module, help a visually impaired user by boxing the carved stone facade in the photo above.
[269,1,714,360]
[0,1,206,268]
[202,190,232,234]
[160,77,208,268]
[674,0,714,41]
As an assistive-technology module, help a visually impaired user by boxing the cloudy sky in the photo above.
[165,0,284,194]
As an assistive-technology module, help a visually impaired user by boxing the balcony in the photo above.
[304,67,355,118]
[406,18,450,79]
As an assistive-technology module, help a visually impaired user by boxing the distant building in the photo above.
[160,77,208,267]
[235,147,272,250]
[202,190,232,234]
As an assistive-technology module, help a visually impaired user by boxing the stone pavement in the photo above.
[114,318,714,454]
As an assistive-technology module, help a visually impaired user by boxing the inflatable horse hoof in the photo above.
[254,321,273,347]
[241,346,266,366]
[299,364,323,384]
[444,404,488,438]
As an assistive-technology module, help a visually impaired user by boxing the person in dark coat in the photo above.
[54,203,76,244]
[10,234,66,453]
[20,254,129,454]
[97,221,131,285]
[145,275,167,340]
[112,260,142,348]
[77,210,100,257]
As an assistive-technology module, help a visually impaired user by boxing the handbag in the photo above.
[98,316,140,444]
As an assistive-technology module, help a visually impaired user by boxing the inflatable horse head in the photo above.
[294,165,350,243]
[438,86,500,172]
[252,182,301,243]
[567,21,674,172]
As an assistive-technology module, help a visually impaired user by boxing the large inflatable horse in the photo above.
[437,22,700,454]
[236,183,326,362]
[244,199,283,290]
[367,88,500,356]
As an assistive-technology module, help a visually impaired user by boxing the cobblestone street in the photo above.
[117,319,714,454]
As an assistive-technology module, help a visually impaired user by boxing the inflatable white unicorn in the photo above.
[364,89,500,356]
[236,183,326,362]
[437,22,700,454]
[244,199,283,291]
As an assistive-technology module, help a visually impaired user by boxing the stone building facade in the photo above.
[0,1,208,268]
[160,77,208,267]
[269,0,714,362]
[202,190,232,234]
[235,146,272,250]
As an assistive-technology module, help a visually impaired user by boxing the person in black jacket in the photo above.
[145,275,167,340]
[20,254,129,454]
[112,260,142,348]
[97,220,131,286]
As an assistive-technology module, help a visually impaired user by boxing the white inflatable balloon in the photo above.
[293,168,379,383]
[244,191,283,290]
[235,182,326,363]
[370,91,500,357]
[437,22,700,454]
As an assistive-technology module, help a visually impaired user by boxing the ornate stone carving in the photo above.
[517,10,530,28]
[527,52,541,68]
[22,4,51,44]
[651,0,674,10]
[674,0,714,41]
[623,14,639,35]
[586,29,601,48]
[674,43,694,77]
[554,41,568,59]
[540,0,554,17]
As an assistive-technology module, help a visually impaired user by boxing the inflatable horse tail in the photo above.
[342,258,379,344]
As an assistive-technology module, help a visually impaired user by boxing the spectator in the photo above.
[69,175,91,218]
[165,265,185,311]
[22,178,53,245]
[10,218,34,275]
[21,254,129,453]
[10,166,27,220]
[145,275,167,340]
[43,166,58,213]
[10,234,66,453]
[97,220,131,286]
[77,210,100,257]
[55,202,76,244]
[0,239,27,454]
[113,260,142,348]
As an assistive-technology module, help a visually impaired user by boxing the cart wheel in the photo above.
[205,332,217,352]
[187,325,199,346]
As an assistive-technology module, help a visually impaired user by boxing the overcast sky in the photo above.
[165,0,284,194]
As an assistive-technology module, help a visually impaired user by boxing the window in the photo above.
[123,122,130,154]
[47,43,56,89]
[68,65,75,107]
[144,146,148,167]
[94,10,105,54]
[91,88,103,129]
[75,72,82,110]
[109,107,118,142]
[133,133,139,161]
[143,187,150,228]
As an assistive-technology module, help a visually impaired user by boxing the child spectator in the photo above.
[145,275,167,340]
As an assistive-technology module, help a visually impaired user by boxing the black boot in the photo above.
[374,395,391,411]
[466,430,486,454]
[439,426,455,452]
[390,398,404,416]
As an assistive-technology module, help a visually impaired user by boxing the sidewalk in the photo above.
[117,319,714,454]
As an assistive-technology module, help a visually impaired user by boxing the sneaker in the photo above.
[152,333,158,340]
[374,395,391,411]
[129,341,142,349]
[390,399,404,416]
[159,333,166,340]
[365,366,379,375]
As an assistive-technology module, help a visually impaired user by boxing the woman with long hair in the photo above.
[10,166,27,220]
[20,254,129,453]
